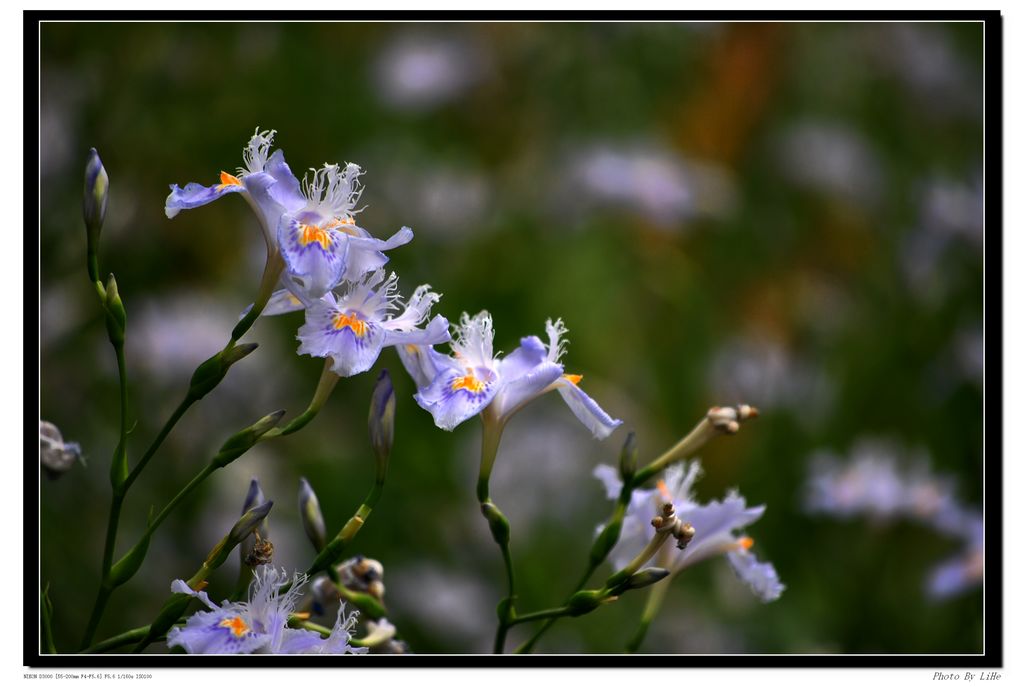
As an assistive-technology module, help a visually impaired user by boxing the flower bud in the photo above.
[239,478,268,565]
[368,369,395,484]
[227,500,274,549]
[618,431,638,483]
[188,343,259,401]
[298,477,327,553]
[83,149,108,262]
[103,274,126,346]
[108,531,151,589]
[620,567,670,591]
[213,410,286,467]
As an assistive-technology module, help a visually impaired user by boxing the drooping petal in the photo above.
[493,360,564,419]
[676,493,766,567]
[552,376,623,439]
[169,579,218,611]
[278,217,350,298]
[726,549,785,602]
[342,226,415,281]
[165,177,244,219]
[415,366,500,431]
[276,627,331,654]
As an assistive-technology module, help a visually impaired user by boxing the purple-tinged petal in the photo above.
[261,289,307,317]
[342,226,415,281]
[397,345,458,389]
[165,178,244,219]
[593,464,623,500]
[383,314,451,347]
[278,217,350,298]
[727,549,785,602]
[553,377,622,439]
[415,366,500,431]
[677,493,766,566]
[497,336,548,380]
[265,149,306,213]
[276,627,329,654]
[166,607,268,654]
[297,297,387,377]
[493,361,563,418]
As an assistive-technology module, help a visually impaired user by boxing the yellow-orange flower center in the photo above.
[216,171,243,191]
[657,479,672,502]
[451,374,485,394]
[333,311,368,337]
[737,536,754,550]
[219,616,250,638]
[298,223,334,250]
[563,374,583,385]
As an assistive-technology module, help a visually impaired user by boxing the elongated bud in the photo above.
[228,500,273,547]
[83,149,108,282]
[239,478,268,565]
[188,343,259,401]
[368,370,395,484]
[618,431,638,483]
[620,567,670,591]
[298,477,327,552]
[589,519,623,568]
[107,531,151,588]
[213,410,286,468]
[103,274,126,346]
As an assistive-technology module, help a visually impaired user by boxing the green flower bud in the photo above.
[239,477,268,565]
[213,410,285,468]
[618,431,638,483]
[83,149,108,277]
[368,369,395,484]
[103,274,126,346]
[108,532,151,589]
[589,518,623,568]
[298,477,327,553]
[203,501,274,575]
[618,567,670,592]
[187,343,259,401]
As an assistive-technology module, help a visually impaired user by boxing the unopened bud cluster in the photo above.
[651,502,696,550]
[707,404,759,435]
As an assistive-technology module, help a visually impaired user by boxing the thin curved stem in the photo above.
[81,625,151,654]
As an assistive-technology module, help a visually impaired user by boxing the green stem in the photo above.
[123,398,191,491]
[633,417,717,484]
[626,573,671,653]
[516,483,633,654]
[81,625,151,654]
[507,606,571,627]
[80,585,112,650]
[475,416,518,654]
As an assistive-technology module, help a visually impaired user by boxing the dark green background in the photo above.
[39,21,985,654]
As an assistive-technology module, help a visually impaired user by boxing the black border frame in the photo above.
[25,9,1003,669]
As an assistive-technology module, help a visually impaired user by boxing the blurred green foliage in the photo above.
[39,21,984,654]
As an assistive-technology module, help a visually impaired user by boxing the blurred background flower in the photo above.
[39,21,983,654]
